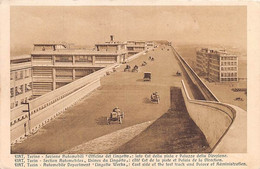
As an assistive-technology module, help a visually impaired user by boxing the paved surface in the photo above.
[112,87,211,153]
[11,46,203,154]
[62,120,155,154]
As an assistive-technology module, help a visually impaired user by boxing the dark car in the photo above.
[143,72,151,81]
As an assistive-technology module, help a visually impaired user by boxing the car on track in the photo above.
[107,108,124,124]
[143,72,151,81]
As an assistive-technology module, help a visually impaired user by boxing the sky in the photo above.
[10,6,247,56]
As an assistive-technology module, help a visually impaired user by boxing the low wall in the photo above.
[11,79,101,144]
[181,80,236,150]
[171,47,219,102]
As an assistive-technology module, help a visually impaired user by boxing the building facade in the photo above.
[126,41,146,56]
[146,41,155,49]
[10,55,33,109]
[31,42,128,97]
[196,48,238,82]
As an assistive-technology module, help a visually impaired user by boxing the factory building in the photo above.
[31,38,128,97]
[196,48,238,82]
[10,55,33,109]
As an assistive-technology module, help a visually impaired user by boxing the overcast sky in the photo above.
[11,6,246,55]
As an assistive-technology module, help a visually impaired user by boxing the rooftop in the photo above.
[95,42,126,46]
[31,49,127,55]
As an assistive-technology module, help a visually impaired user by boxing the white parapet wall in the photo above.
[171,47,219,102]
[181,80,246,152]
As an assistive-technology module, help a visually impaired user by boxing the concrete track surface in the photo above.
[113,87,211,153]
[11,46,204,154]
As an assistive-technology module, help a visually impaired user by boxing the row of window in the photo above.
[221,61,237,66]
[10,96,31,109]
[209,56,220,61]
[55,56,73,62]
[75,56,92,62]
[221,67,237,71]
[221,56,237,60]
[221,78,238,81]
[10,69,31,80]
[10,82,32,98]
[34,55,116,63]
[221,72,237,77]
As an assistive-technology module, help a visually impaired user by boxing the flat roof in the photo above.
[31,50,127,55]
[34,43,67,46]
[126,45,146,47]
[95,42,126,46]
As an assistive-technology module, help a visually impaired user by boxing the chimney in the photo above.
[110,35,114,43]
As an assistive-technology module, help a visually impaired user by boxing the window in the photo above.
[20,85,23,94]
[15,101,18,107]
[15,85,23,96]
[10,72,13,80]
[128,47,134,51]
[15,87,18,95]
[15,72,18,80]
[25,83,32,92]
[10,88,14,98]
[25,70,29,78]
[55,56,73,62]
[75,56,92,62]
[20,71,23,79]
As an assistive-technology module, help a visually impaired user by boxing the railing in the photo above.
[181,80,236,151]
[171,47,219,102]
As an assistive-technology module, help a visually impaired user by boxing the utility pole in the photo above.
[22,103,31,136]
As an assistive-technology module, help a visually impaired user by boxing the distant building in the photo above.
[10,55,33,109]
[196,48,238,82]
[146,41,155,49]
[31,39,128,97]
[126,41,146,56]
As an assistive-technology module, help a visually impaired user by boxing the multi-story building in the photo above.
[196,48,238,82]
[146,41,155,50]
[126,41,146,56]
[10,55,33,109]
[31,39,128,97]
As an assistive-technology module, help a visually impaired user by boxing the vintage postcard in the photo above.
[1,0,260,169]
